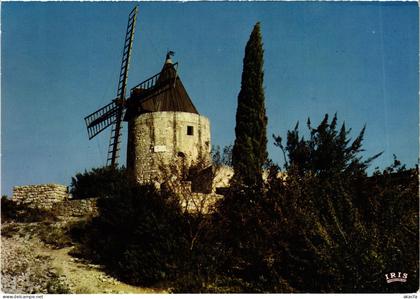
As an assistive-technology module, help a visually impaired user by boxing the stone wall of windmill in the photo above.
[126,111,211,188]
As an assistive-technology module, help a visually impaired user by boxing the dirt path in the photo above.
[45,246,165,294]
[1,222,167,294]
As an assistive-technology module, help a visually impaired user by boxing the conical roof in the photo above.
[124,58,198,120]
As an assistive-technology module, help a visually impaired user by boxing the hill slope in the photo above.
[1,221,167,294]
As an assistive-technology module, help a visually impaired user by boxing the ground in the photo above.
[1,220,167,294]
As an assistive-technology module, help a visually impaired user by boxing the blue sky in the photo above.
[2,1,418,196]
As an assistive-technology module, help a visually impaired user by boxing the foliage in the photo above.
[38,223,73,249]
[267,114,418,292]
[75,177,191,286]
[366,164,419,292]
[211,186,294,292]
[206,114,417,293]
[1,196,58,223]
[273,113,382,175]
[46,274,72,294]
[212,145,233,167]
[70,166,127,199]
[232,22,268,188]
[1,195,19,221]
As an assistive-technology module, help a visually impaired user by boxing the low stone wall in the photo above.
[11,184,98,218]
[54,198,98,218]
[12,184,68,210]
[11,183,221,217]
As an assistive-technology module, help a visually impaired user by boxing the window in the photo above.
[187,126,194,136]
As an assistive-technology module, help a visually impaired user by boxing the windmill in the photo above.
[84,7,212,186]
[84,6,138,167]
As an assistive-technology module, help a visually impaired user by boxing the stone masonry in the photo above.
[11,184,98,217]
[12,184,68,210]
[127,111,211,184]
[10,182,221,215]
[53,198,98,218]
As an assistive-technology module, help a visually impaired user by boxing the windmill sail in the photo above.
[107,6,138,167]
[84,101,119,139]
[83,6,138,167]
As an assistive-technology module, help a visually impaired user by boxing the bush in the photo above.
[77,178,191,286]
[1,196,58,223]
[70,166,127,199]
[1,195,19,222]
[267,114,419,292]
[38,223,73,249]
[46,274,71,294]
[209,186,293,293]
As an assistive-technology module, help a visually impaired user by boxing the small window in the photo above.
[187,126,194,136]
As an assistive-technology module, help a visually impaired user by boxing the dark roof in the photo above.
[124,59,198,120]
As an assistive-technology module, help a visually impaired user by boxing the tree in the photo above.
[273,113,382,176]
[270,114,418,292]
[232,22,268,187]
[212,145,233,168]
[213,24,274,290]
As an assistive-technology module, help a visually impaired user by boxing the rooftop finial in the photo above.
[165,50,175,64]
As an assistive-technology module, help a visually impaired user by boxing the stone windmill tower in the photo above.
[125,52,211,184]
[84,8,211,186]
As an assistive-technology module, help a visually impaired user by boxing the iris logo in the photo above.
[385,272,408,283]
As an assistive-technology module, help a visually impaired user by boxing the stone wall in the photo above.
[127,111,211,184]
[11,182,223,217]
[12,184,68,210]
[54,198,98,218]
[11,184,98,217]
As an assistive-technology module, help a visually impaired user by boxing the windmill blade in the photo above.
[106,105,125,166]
[84,101,119,139]
[107,5,138,167]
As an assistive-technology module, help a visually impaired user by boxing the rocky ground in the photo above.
[1,220,166,294]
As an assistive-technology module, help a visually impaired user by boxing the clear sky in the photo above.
[2,1,418,196]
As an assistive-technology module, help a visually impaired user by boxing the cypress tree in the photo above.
[232,22,268,187]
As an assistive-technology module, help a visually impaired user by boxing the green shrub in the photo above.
[1,195,19,222]
[1,196,58,223]
[268,115,419,293]
[70,166,127,199]
[1,223,20,238]
[209,187,292,293]
[38,223,73,249]
[78,179,191,286]
[46,274,71,294]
